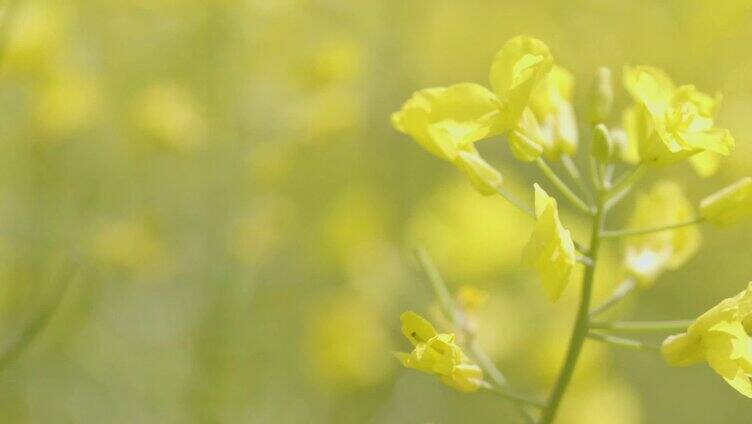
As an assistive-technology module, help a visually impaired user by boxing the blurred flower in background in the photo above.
[0,0,748,423]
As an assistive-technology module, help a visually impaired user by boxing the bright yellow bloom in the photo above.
[489,36,553,126]
[391,83,504,195]
[662,283,752,398]
[392,36,556,190]
[522,184,576,302]
[530,65,579,159]
[623,182,700,285]
[391,83,504,161]
[700,177,752,226]
[395,311,483,392]
[622,66,734,165]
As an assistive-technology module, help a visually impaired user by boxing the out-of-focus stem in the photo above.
[600,217,705,239]
[586,332,660,352]
[589,278,636,318]
[589,320,693,333]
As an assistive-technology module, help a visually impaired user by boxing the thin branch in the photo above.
[604,164,647,209]
[0,263,78,373]
[589,320,693,333]
[600,217,705,239]
[589,278,636,318]
[561,154,594,205]
[480,381,546,409]
[587,332,660,352]
[535,158,594,215]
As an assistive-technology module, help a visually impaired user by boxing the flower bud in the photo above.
[700,177,752,226]
[591,124,614,162]
[587,67,613,123]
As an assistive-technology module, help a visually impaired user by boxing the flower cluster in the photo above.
[395,311,484,392]
[391,34,752,420]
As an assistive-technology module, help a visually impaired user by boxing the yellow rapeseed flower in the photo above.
[392,36,556,192]
[662,282,752,398]
[529,65,579,160]
[622,66,734,165]
[522,184,576,302]
[700,177,752,226]
[391,83,504,195]
[623,182,700,286]
[395,311,483,392]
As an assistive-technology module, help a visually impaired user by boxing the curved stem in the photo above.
[539,200,606,424]
[535,158,594,215]
[589,320,693,333]
[0,264,76,373]
[589,278,636,318]
[586,332,660,352]
[600,217,705,239]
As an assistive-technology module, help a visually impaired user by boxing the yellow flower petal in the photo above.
[400,310,438,346]
[662,283,752,398]
[522,184,576,302]
[489,36,553,125]
[391,83,504,161]
[622,66,734,164]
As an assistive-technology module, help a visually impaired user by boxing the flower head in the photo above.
[700,177,752,226]
[522,184,576,302]
[622,66,734,165]
[623,182,700,285]
[662,283,752,398]
[395,311,484,392]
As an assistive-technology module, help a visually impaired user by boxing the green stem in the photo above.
[481,382,546,409]
[589,278,636,318]
[539,199,606,424]
[589,320,693,333]
[586,332,660,352]
[561,155,594,205]
[535,158,594,215]
[600,217,705,239]
[0,264,76,373]
[414,247,456,323]
[604,164,647,209]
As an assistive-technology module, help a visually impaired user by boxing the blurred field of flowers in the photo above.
[0,0,751,423]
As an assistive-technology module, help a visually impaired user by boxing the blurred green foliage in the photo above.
[0,0,750,422]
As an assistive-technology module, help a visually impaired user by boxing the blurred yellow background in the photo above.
[0,0,751,422]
